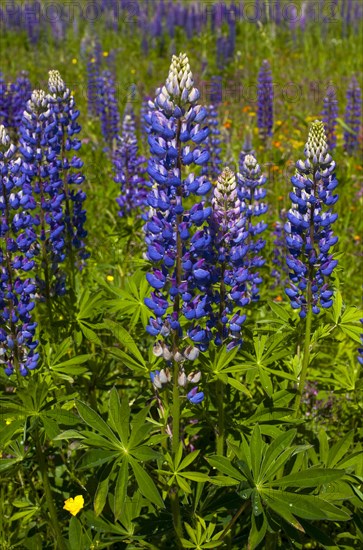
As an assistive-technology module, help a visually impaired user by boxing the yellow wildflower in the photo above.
[72,58,77,65]
[106,275,114,282]
[63,495,84,516]
[103,51,109,57]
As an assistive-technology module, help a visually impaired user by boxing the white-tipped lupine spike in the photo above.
[156,53,200,114]
[48,70,66,94]
[29,89,48,111]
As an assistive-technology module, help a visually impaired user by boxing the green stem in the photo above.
[216,379,225,456]
[34,432,67,550]
[171,361,181,456]
[294,298,313,416]
[170,488,183,546]
[218,500,250,543]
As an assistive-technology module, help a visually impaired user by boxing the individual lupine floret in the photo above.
[257,60,274,141]
[19,89,67,298]
[285,121,339,318]
[344,76,362,154]
[47,70,88,272]
[97,69,120,148]
[322,88,338,149]
[210,167,249,348]
[145,52,212,358]
[237,154,268,302]
[202,104,222,180]
[0,125,39,376]
[114,105,147,218]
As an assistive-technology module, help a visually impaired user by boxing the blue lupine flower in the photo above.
[97,69,121,148]
[0,125,38,376]
[202,104,222,180]
[257,60,274,140]
[145,53,212,358]
[19,88,67,298]
[9,71,32,131]
[210,167,249,348]
[114,105,148,218]
[237,154,268,302]
[47,70,88,270]
[187,386,204,404]
[285,121,339,318]
[344,76,362,154]
[322,87,338,149]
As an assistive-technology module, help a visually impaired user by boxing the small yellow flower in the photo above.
[248,111,256,117]
[106,275,114,282]
[103,51,109,57]
[91,57,96,63]
[63,495,84,516]
[72,58,77,65]
[6,418,13,425]
[131,68,136,74]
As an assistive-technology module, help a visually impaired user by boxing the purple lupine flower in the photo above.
[3,72,32,133]
[47,71,88,271]
[0,73,11,128]
[257,60,274,141]
[87,54,100,117]
[237,154,268,302]
[0,125,39,376]
[114,105,147,218]
[322,87,338,149]
[144,53,212,359]
[209,75,223,105]
[285,121,339,318]
[202,104,222,180]
[344,76,362,154]
[97,69,121,148]
[359,319,363,366]
[19,89,67,298]
[210,167,248,348]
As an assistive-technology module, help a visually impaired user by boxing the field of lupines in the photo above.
[0,1,363,549]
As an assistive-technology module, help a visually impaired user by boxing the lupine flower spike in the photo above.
[322,87,338,149]
[285,121,339,318]
[257,60,274,142]
[0,125,39,376]
[344,76,362,154]
[145,53,211,411]
[114,105,147,218]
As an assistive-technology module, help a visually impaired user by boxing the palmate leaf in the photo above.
[106,270,151,329]
[260,489,351,521]
[128,456,164,508]
[267,468,345,488]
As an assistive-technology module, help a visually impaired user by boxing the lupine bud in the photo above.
[178,369,187,386]
[285,121,339,317]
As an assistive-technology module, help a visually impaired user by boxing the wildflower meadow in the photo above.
[1,1,363,549]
